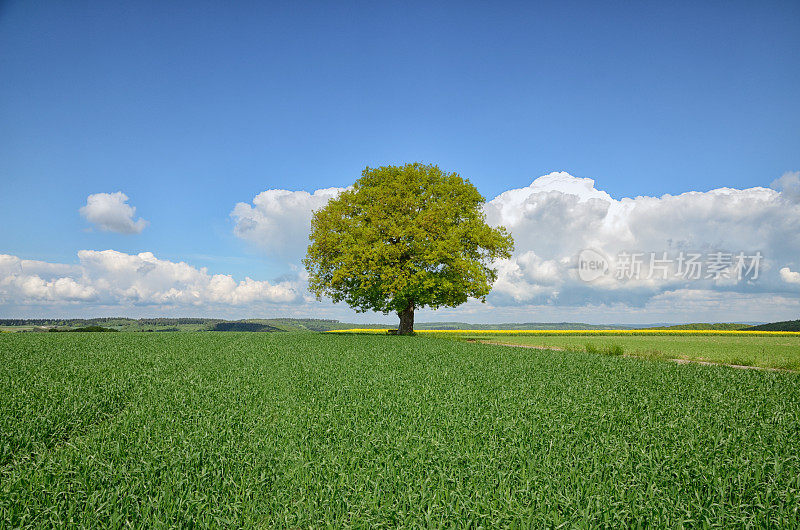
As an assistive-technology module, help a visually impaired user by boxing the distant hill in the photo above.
[0,318,376,333]
[0,318,635,332]
[1,318,788,333]
[209,322,283,332]
[412,322,634,330]
[746,320,800,332]
[237,319,387,332]
[48,325,119,332]
[644,323,751,331]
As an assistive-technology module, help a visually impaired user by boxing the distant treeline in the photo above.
[48,326,119,332]
[0,317,341,327]
[647,323,751,331]
[2,319,101,326]
[136,318,224,325]
[0,317,346,332]
[209,322,283,332]
[3,318,796,332]
[747,320,800,332]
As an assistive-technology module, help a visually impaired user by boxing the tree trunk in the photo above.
[397,302,415,335]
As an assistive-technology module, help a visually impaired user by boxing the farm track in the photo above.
[669,358,790,371]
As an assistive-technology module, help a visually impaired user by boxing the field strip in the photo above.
[475,339,796,372]
[329,329,800,336]
[471,339,567,351]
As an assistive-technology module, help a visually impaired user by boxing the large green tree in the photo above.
[304,163,514,334]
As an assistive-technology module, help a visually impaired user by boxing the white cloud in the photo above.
[231,187,347,260]
[484,171,800,306]
[0,255,97,302]
[415,289,800,325]
[0,250,300,308]
[80,192,148,234]
[8,171,799,322]
[226,171,800,319]
[771,171,800,203]
[780,267,800,285]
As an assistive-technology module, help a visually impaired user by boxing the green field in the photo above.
[463,333,800,371]
[2,333,799,526]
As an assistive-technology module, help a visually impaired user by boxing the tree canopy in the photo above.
[303,163,514,334]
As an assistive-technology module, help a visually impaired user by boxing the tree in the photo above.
[304,163,514,334]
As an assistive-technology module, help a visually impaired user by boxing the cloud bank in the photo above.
[3,171,799,321]
[0,250,301,309]
[80,192,148,234]
[229,171,800,320]
[483,172,800,307]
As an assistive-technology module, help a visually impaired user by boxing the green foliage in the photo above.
[747,319,800,331]
[49,326,119,333]
[647,322,751,330]
[606,343,624,356]
[1,332,799,526]
[583,342,623,355]
[208,322,281,332]
[77,326,119,332]
[304,163,514,317]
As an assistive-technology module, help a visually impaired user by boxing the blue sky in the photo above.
[1,1,799,323]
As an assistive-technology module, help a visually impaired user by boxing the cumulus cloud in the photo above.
[771,171,800,203]
[484,171,800,306]
[780,267,800,285]
[231,187,347,260]
[14,171,796,320]
[0,250,301,308]
[80,192,148,234]
[229,171,800,316]
[416,288,800,325]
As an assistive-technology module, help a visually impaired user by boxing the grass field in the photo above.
[2,332,799,526]
[455,333,800,371]
[333,329,800,370]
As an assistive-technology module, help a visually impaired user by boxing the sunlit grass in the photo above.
[1,332,799,526]
[328,329,800,369]
[464,334,800,370]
